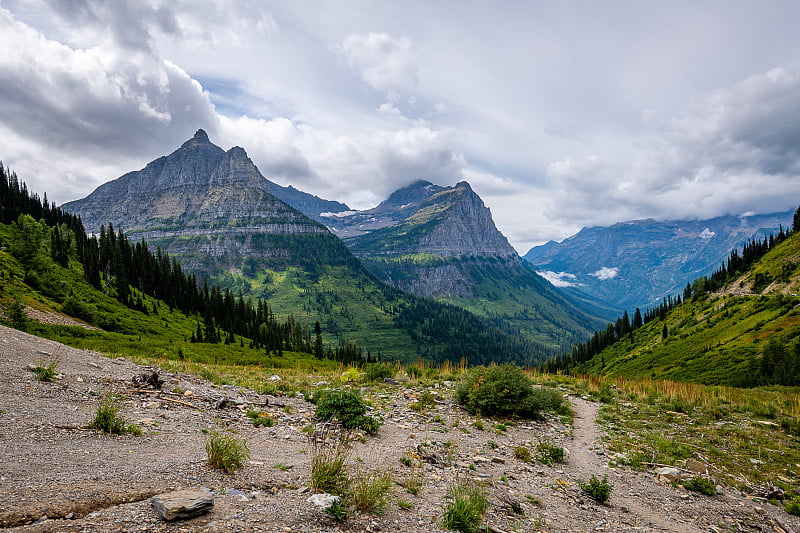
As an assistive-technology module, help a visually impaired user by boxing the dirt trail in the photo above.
[566,397,699,532]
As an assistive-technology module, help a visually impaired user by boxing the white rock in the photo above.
[307,493,340,509]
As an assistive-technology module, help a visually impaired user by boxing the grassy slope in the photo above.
[584,232,800,385]
[0,224,337,375]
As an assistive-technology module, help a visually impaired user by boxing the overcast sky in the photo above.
[1,0,799,253]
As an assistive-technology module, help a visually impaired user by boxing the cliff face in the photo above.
[342,181,516,259]
[62,130,332,272]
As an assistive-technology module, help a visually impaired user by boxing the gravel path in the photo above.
[1,324,797,532]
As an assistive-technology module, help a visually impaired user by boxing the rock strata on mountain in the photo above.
[62,130,330,272]
[341,180,516,259]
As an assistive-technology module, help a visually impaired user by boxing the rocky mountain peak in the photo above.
[62,131,327,270]
[181,128,212,148]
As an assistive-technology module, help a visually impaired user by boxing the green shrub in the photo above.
[312,389,381,434]
[514,445,531,462]
[61,295,96,322]
[247,409,275,427]
[32,359,58,382]
[456,365,568,419]
[88,395,141,435]
[441,479,489,533]
[579,475,612,504]
[324,498,347,522]
[205,430,250,474]
[536,441,566,465]
[683,476,716,496]
[363,363,395,382]
[786,497,800,516]
[7,298,28,331]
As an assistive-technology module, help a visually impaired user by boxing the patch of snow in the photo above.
[699,228,716,239]
[320,211,358,218]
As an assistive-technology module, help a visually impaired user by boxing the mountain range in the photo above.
[524,212,794,312]
[62,130,602,361]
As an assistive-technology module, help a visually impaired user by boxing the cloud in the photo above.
[0,8,218,202]
[590,267,619,281]
[45,0,181,53]
[341,32,417,94]
[220,114,464,210]
[538,271,578,288]
[544,68,800,230]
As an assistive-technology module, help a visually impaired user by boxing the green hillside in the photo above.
[570,225,800,386]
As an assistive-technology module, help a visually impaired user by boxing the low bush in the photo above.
[88,395,141,435]
[456,364,569,419]
[362,363,395,382]
[786,497,800,516]
[513,445,531,462]
[440,479,488,533]
[312,389,381,434]
[205,431,250,473]
[536,441,566,465]
[32,359,59,382]
[246,409,275,427]
[579,475,612,504]
[683,476,716,496]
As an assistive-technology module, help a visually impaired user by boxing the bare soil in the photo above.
[0,324,797,532]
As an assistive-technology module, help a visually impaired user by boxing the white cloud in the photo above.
[590,267,619,281]
[341,32,417,94]
[538,271,578,288]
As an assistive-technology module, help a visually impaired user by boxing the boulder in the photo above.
[656,467,682,483]
[152,488,214,521]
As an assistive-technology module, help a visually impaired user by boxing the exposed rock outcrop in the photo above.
[62,130,332,272]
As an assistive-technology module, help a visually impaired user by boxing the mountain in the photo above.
[267,180,351,225]
[62,129,334,273]
[315,180,609,352]
[60,132,542,364]
[550,219,800,386]
[523,212,795,312]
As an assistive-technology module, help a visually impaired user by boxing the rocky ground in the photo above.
[1,323,798,533]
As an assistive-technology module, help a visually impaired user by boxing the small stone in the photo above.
[656,467,682,483]
[87,362,100,369]
[491,456,506,464]
[137,418,157,426]
[151,488,213,521]
[754,506,766,515]
[308,493,340,510]
[183,390,193,397]
[269,374,282,382]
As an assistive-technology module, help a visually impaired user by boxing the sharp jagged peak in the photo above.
[180,128,212,148]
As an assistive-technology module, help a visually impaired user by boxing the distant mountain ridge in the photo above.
[524,212,794,311]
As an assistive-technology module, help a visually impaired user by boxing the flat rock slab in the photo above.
[152,488,214,521]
